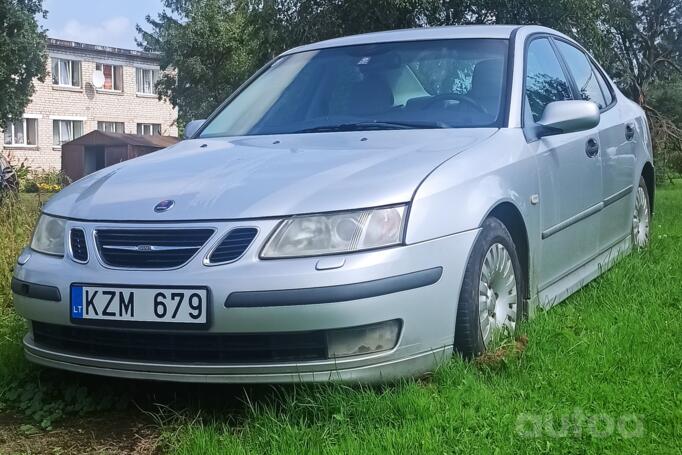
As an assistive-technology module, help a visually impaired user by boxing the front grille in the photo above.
[95,229,214,269]
[32,322,328,363]
[70,228,88,262]
[207,228,258,264]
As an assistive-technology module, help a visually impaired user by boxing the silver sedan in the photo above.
[12,25,653,383]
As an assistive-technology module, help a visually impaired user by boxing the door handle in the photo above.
[585,138,599,158]
[625,124,635,141]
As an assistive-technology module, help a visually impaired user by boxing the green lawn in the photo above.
[0,186,680,454]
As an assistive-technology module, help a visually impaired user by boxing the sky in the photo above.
[39,0,167,49]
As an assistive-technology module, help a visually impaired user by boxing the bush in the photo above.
[12,161,31,183]
[21,180,39,193]
[19,169,69,194]
[0,197,39,309]
[1,154,69,193]
[648,80,682,181]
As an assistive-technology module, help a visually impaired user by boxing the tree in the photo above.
[137,0,258,126]
[245,0,434,59]
[594,0,682,179]
[428,0,602,36]
[141,0,611,123]
[598,0,682,106]
[648,78,682,177]
[0,0,47,130]
[140,0,682,131]
[139,0,437,124]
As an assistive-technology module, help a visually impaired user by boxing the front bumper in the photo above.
[13,218,478,383]
[23,337,452,383]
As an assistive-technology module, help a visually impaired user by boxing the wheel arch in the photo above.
[485,201,531,300]
[641,161,655,214]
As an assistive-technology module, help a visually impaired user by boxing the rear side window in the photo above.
[525,38,573,122]
[592,66,614,106]
[554,40,608,109]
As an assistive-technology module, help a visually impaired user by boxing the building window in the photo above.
[97,121,125,133]
[3,118,38,146]
[53,120,83,146]
[135,68,160,94]
[51,58,81,87]
[95,63,123,91]
[137,123,161,135]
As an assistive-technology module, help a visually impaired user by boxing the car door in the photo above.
[523,37,603,292]
[552,39,636,251]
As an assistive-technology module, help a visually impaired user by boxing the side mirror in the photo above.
[537,101,600,137]
[183,119,206,140]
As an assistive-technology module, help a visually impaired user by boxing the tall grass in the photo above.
[0,186,680,451]
[0,195,43,402]
[163,183,682,454]
[0,195,42,309]
[0,195,146,431]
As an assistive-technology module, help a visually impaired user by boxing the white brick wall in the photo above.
[1,42,178,170]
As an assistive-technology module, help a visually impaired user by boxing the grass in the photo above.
[0,194,43,387]
[0,186,681,454]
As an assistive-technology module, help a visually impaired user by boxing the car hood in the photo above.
[45,129,497,221]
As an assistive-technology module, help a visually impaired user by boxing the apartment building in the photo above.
[1,38,178,170]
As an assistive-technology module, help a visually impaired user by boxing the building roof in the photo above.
[47,37,160,63]
[63,130,179,149]
[283,25,524,55]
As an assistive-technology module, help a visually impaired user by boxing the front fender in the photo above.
[406,129,539,245]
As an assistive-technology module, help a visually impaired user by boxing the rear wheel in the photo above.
[454,217,526,357]
[632,176,651,249]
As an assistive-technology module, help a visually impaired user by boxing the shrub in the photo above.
[648,81,682,182]
[21,180,39,193]
[0,197,39,310]
[18,169,69,194]
[36,183,61,193]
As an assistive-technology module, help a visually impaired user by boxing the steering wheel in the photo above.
[422,93,488,115]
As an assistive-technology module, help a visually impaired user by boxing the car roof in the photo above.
[282,25,526,55]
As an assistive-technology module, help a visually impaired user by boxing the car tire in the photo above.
[454,217,526,358]
[632,176,651,249]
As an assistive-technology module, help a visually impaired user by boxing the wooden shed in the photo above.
[61,131,179,181]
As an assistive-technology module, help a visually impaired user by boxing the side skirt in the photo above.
[537,234,632,309]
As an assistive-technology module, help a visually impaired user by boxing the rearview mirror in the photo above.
[184,119,206,140]
[537,101,600,137]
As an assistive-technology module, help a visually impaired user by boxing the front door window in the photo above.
[524,38,572,122]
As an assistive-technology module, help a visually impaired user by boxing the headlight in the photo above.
[31,215,66,256]
[262,205,407,258]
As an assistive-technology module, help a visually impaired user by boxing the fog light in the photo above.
[326,320,401,358]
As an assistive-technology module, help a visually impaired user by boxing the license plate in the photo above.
[70,285,208,325]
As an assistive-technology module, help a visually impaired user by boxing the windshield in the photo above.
[200,39,509,138]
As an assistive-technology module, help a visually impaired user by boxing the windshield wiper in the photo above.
[292,121,448,134]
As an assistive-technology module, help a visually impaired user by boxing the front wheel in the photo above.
[454,217,526,358]
[632,176,651,249]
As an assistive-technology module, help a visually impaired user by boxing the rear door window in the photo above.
[554,40,608,109]
[592,66,614,106]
